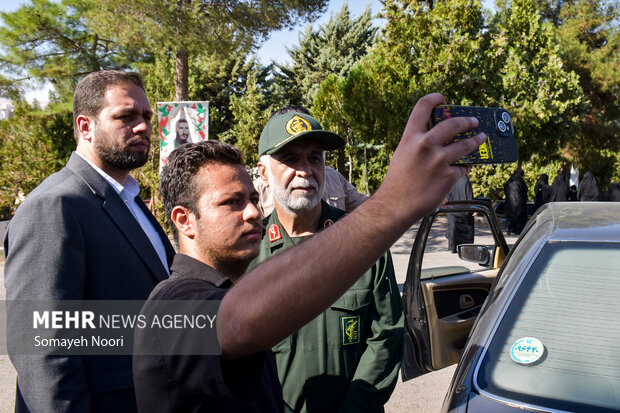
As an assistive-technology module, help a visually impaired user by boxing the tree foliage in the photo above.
[0,0,617,206]
[224,69,272,167]
[280,4,379,185]
[549,0,619,187]
[275,4,378,107]
[489,0,586,162]
[0,0,130,101]
[89,0,328,99]
[0,103,74,213]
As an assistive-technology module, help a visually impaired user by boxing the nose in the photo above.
[133,116,152,136]
[243,200,261,222]
[295,158,313,177]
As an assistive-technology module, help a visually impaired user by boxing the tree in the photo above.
[0,0,130,102]
[90,0,328,100]
[0,103,74,213]
[489,0,586,163]
[312,0,490,193]
[223,69,272,167]
[275,3,378,179]
[550,0,619,187]
[275,3,378,107]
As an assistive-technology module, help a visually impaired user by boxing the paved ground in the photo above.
[0,218,517,412]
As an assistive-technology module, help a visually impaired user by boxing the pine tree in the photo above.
[90,0,328,100]
[275,4,378,107]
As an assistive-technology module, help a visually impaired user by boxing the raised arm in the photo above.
[219,93,485,359]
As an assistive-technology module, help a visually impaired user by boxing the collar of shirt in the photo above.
[264,200,346,251]
[76,152,170,275]
[170,254,232,288]
[76,152,139,198]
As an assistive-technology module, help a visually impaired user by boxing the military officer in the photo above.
[250,110,404,412]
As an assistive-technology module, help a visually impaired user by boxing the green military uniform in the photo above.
[250,201,404,413]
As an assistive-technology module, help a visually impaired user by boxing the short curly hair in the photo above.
[159,140,245,243]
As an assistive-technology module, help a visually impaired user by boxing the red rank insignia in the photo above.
[268,224,281,242]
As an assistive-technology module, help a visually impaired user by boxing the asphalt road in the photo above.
[0,220,517,412]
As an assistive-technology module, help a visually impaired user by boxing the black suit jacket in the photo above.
[4,152,175,412]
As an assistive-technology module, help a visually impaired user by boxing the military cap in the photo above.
[258,111,344,157]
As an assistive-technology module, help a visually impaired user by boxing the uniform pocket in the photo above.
[329,289,373,348]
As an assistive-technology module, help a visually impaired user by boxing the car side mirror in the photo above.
[458,245,491,266]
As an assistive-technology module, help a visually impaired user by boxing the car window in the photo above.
[476,241,620,411]
[421,212,500,279]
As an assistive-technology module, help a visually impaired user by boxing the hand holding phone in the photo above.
[430,105,519,165]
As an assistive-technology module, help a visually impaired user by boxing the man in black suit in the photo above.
[4,70,175,412]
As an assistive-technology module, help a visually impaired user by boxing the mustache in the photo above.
[126,136,151,145]
[289,177,318,191]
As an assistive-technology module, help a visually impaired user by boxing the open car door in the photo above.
[401,200,509,381]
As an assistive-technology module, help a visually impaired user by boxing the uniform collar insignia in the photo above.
[323,219,334,229]
[268,224,282,243]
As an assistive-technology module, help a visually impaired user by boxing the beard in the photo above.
[177,131,189,143]
[93,126,150,171]
[268,172,324,214]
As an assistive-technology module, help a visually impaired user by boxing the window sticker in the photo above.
[510,337,544,364]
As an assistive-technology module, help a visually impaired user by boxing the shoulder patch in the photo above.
[268,224,282,243]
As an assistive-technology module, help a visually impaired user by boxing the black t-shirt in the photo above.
[133,254,283,412]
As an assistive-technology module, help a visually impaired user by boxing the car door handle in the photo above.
[459,294,475,310]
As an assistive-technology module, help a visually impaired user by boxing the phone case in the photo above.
[430,105,519,165]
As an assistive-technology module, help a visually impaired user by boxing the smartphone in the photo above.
[430,105,518,165]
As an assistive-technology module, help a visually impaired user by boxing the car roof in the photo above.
[534,202,620,243]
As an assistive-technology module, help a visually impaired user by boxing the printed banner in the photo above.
[157,101,209,170]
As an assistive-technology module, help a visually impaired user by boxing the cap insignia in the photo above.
[285,115,312,136]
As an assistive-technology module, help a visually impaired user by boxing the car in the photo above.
[401,200,620,412]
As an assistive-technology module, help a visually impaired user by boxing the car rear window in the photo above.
[476,241,620,412]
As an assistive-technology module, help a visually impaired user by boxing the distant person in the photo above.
[504,167,528,235]
[550,164,571,202]
[445,173,474,253]
[174,118,190,148]
[578,172,602,201]
[568,184,578,201]
[533,173,551,212]
[605,182,620,201]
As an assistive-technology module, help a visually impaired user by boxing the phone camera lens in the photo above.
[497,120,507,133]
[501,112,511,124]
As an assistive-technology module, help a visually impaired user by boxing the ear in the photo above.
[257,161,269,188]
[170,205,196,240]
[76,114,95,143]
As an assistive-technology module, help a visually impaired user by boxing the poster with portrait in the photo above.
[157,101,209,170]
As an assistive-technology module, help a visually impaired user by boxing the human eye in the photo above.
[309,153,323,163]
[224,197,241,207]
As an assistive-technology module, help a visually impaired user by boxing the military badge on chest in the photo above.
[340,315,361,346]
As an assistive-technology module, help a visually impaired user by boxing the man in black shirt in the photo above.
[133,93,487,411]
[133,141,280,411]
